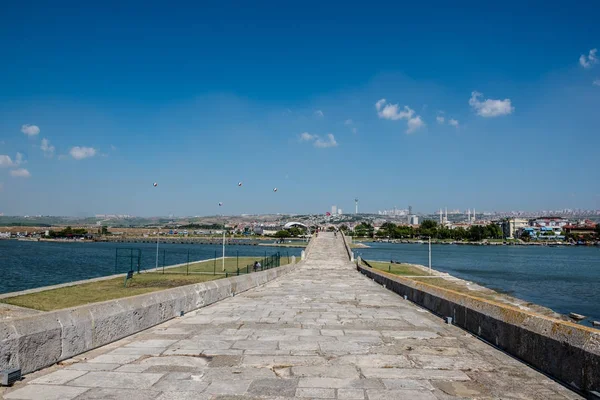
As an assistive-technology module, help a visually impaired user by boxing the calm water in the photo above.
[355,242,600,326]
[0,240,301,294]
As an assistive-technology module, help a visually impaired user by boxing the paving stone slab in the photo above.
[3,384,89,400]
[66,371,164,389]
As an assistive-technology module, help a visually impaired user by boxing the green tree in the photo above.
[274,230,290,238]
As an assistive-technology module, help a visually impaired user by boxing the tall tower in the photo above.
[473,208,476,222]
[439,208,443,224]
[355,198,359,214]
[408,205,413,215]
[467,208,471,223]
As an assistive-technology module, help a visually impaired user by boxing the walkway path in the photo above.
[3,233,580,399]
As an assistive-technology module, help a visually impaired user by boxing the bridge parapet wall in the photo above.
[357,264,600,395]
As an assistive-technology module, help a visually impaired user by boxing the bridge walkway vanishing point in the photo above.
[2,232,581,400]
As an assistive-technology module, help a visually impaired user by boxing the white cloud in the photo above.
[0,155,13,167]
[314,133,338,148]
[352,127,357,134]
[299,132,338,148]
[377,102,415,120]
[10,168,31,178]
[314,110,324,118]
[70,146,96,160]
[448,119,459,127]
[344,119,353,125]
[299,132,316,142]
[0,153,24,167]
[436,116,445,124]
[407,116,425,134]
[469,91,514,117]
[110,144,117,151]
[593,79,600,86]
[579,48,598,69]
[41,138,55,156]
[21,124,40,136]
[375,99,424,133]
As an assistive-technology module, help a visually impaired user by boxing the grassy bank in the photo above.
[364,261,431,276]
[1,257,291,312]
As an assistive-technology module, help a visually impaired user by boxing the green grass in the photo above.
[1,257,292,312]
[365,261,431,276]
[0,273,223,311]
[165,256,290,274]
[410,277,498,301]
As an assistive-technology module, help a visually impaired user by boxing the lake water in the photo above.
[355,242,600,327]
[0,240,301,294]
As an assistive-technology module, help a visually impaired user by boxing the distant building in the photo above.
[337,209,342,215]
[409,215,419,225]
[331,205,337,215]
[502,218,529,239]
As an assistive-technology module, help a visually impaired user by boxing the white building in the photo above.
[337,209,342,215]
[331,205,337,215]
[409,215,419,225]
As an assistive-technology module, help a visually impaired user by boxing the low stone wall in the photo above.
[0,263,298,375]
[357,265,600,395]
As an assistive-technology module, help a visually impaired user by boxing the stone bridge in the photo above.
[2,232,580,399]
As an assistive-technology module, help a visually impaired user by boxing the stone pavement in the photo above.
[2,232,581,400]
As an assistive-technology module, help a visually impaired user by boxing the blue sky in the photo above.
[1,1,599,216]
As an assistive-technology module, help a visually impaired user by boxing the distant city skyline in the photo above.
[1,2,599,215]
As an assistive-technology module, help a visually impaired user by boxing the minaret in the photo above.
[473,208,475,222]
[444,207,448,224]
[439,208,442,224]
[355,198,359,214]
[467,209,471,223]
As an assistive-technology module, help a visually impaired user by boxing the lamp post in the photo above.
[154,183,160,270]
[222,223,226,272]
[428,236,432,275]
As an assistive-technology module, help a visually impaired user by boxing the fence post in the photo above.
[237,267,240,276]
[114,248,118,274]
[187,249,190,275]
[237,251,239,270]
[163,249,166,274]
[214,250,217,275]
[130,248,133,273]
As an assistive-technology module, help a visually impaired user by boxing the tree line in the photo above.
[349,220,503,241]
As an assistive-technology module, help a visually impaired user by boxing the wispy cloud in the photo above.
[41,138,55,157]
[407,116,424,134]
[70,146,96,160]
[375,99,425,133]
[469,91,514,117]
[299,132,316,142]
[21,124,40,136]
[436,116,445,124]
[579,48,598,69]
[448,119,459,127]
[299,132,338,148]
[314,110,324,118]
[593,79,600,86]
[314,133,338,148]
[10,168,31,178]
[344,119,353,125]
[110,144,117,151]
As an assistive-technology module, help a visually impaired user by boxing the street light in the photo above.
[154,182,160,270]
[428,236,432,275]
